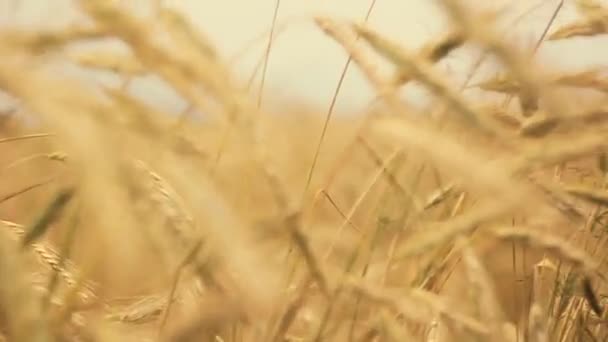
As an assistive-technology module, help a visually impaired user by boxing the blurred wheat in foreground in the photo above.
[2,0,608,341]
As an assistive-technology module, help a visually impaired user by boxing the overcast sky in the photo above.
[1,0,607,114]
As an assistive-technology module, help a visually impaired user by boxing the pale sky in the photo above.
[1,0,607,114]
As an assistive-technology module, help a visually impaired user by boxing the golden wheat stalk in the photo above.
[132,159,196,244]
[68,51,147,77]
[477,69,608,96]
[489,227,601,280]
[314,16,415,116]
[77,0,234,122]
[549,15,608,40]
[0,25,108,55]
[393,29,464,86]
[0,220,98,304]
[346,278,489,336]
[441,0,561,117]
[353,23,491,130]
[458,238,506,325]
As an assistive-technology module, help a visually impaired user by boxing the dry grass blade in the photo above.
[2,152,67,173]
[424,183,455,210]
[286,212,330,298]
[256,0,281,108]
[357,136,419,207]
[324,149,402,261]
[582,277,603,316]
[228,17,294,65]
[0,176,59,204]
[21,187,75,248]
[314,16,413,114]
[158,239,204,333]
[268,278,312,342]
[301,0,377,204]
[0,133,55,144]
[320,190,362,233]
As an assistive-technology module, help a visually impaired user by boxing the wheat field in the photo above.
[1,0,608,341]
